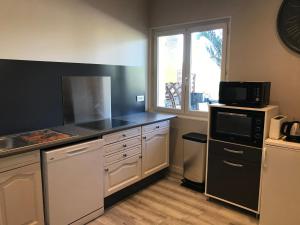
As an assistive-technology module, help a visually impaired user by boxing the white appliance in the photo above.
[269,115,287,139]
[43,139,104,225]
[260,139,300,225]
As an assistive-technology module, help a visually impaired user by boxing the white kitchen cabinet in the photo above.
[104,126,142,197]
[0,152,44,225]
[142,126,169,178]
[260,140,300,225]
[103,120,170,197]
[104,154,142,197]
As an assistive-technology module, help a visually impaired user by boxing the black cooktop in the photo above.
[78,119,133,131]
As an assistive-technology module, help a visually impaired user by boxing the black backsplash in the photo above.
[0,59,145,136]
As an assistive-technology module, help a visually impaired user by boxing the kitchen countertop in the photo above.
[0,112,176,158]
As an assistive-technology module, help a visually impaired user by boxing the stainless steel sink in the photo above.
[0,129,74,152]
[0,136,26,151]
[0,137,13,150]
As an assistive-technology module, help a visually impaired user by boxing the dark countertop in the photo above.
[114,112,176,125]
[0,112,176,158]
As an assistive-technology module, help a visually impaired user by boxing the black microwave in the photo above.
[219,82,271,108]
[210,107,265,148]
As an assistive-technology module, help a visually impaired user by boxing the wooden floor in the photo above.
[88,175,258,225]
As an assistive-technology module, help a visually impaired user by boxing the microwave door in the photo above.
[219,87,248,105]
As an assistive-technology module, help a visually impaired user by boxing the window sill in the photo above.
[153,109,208,122]
[175,114,208,122]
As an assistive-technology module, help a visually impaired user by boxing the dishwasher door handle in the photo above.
[67,147,90,156]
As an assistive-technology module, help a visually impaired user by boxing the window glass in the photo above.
[189,29,224,112]
[157,34,184,110]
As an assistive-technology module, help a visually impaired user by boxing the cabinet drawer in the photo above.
[104,154,142,197]
[0,150,40,173]
[142,120,169,134]
[105,146,141,166]
[103,127,141,145]
[104,136,141,156]
[209,140,262,163]
[206,153,261,211]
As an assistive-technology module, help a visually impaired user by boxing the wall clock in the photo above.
[277,0,300,54]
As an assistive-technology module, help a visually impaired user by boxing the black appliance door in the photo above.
[210,107,264,147]
[206,154,261,211]
[206,140,262,211]
[219,82,267,107]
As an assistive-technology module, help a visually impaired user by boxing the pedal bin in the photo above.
[182,132,207,183]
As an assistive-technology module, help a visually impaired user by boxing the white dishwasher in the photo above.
[42,139,104,225]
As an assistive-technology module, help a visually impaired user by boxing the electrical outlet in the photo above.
[136,95,145,102]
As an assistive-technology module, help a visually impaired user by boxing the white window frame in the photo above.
[153,28,186,114]
[152,18,230,118]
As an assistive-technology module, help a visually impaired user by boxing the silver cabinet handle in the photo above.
[224,148,244,155]
[262,147,268,168]
[223,160,244,168]
[104,168,109,172]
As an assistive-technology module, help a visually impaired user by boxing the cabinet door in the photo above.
[0,163,44,225]
[206,154,261,212]
[142,127,169,178]
[260,145,300,225]
[104,155,142,197]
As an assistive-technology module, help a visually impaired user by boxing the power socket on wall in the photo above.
[136,95,145,102]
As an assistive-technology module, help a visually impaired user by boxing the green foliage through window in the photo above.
[196,31,223,67]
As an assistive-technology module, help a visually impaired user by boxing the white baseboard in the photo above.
[169,165,183,176]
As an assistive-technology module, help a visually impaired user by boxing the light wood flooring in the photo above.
[88,175,258,225]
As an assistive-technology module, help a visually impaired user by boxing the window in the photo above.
[157,33,184,110]
[153,20,228,116]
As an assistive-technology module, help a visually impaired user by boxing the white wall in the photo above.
[149,0,300,173]
[0,0,148,67]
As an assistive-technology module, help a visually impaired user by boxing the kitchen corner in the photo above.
[1,0,300,224]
